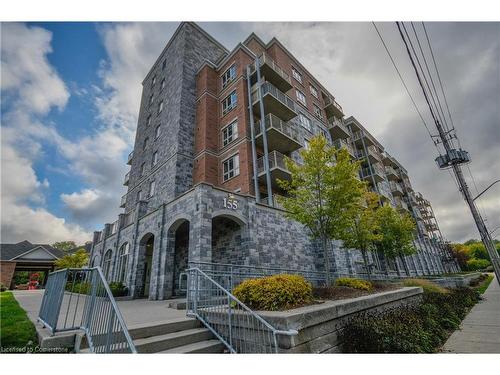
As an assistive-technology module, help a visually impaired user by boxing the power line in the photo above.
[371,22,436,142]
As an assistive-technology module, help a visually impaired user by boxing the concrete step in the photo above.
[134,327,214,353]
[128,318,200,340]
[159,339,226,353]
[166,298,187,310]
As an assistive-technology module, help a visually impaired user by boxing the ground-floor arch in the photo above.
[137,233,155,298]
[167,219,190,297]
[211,213,247,265]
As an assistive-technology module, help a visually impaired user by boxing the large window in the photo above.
[299,113,312,132]
[103,249,113,280]
[116,243,129,284]
[296,89,306,106]
[136,190,143,202]
[292,67,303,84]
[223,154,240,181]
[310,85,319,98]
[222,91,237,116]
[222,120,238,147]
[149,180,156,197]
[222,64,237,88]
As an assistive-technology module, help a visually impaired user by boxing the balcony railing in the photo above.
[257,151,291,189]
[333,138,355,157]
[123,171,130,186]
[120,195,126,208]
[390,181,404,196]
[327,117,350,139]
[360,163,385,182]
[127,151,134,165]
[323,95,344,119]
[250,53,292,92]
[367,145,381,161]
[377,181,393,200]
[251,82,297,121]
[254,114,302,153]
[385,165,399,180]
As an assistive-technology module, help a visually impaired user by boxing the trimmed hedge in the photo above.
[402,278,447,294]
[341,287,481,353]
[232,274,313,311]
[335,277,372,291]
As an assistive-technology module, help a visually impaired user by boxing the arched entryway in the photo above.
[167,219,190,297]
[211,214,246,265]
[115,242,130,284]
[102,249,113,280]
[138,233,155,298]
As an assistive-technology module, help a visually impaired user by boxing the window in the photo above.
[155,124,161,139]
[296,89,306,106]
[222,120,238,146]
[310,85,318,98]
[162,60,166,70]
[148,180,156,197]
[143,137,149,150]
[152,75,156,86]
[158,100,164,114]
[152,151,158,167]
[299,113,312,132]
[222,64,237,88]
[149,93,154,105]
[136,190,143,202]
[313,104,323,119]
[146,115,152,127]
[161,78,165,90]
[140,162,146,176]
[292,68,302,84]
[222,91,237,115]
[223,154,240,181]
[103,250,113,280]
[116,243,129,283]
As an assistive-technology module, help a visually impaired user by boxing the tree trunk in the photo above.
[361,248,372,282]
[323,236,331,286]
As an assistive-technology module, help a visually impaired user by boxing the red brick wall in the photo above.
[0,261,16,289]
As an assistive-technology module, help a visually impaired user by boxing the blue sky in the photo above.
[1,22,499,244]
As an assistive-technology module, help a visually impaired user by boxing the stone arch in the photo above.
[102,249,113,280]
[211,212,249,266]
[166,218,190,297]
[136,232,155,297]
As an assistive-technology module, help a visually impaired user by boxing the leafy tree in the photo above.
[277,135,366,285]
[52,241,77,253]
[54,249,89,269]
[450,243,470,270]
[374,205,416,276]
[341,191,382,281]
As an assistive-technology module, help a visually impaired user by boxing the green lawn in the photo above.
[475,274,494,294]
[0,291,37,350]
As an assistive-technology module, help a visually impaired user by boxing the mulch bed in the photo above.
[313,282,400,301]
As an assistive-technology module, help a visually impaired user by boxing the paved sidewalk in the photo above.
[443,275,500,353]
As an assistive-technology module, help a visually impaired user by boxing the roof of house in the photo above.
[0,241,64,261]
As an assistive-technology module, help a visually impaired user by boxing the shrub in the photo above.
[66,281,91,294]
[341,287,481,353]
[232,274,313,311]
[334,277,372,291]
[466,258,490,271]
[0,283,7,292]
[109,282,128,297]
[403,278,447,294]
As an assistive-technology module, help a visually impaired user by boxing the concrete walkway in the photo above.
[443,275,500,353]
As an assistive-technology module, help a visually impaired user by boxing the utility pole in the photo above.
[434,120,500,284]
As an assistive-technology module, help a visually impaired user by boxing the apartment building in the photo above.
[89,22,456,300]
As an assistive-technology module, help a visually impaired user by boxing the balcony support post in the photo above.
[255,58,274,206]
[246,65,260,204]
[360,133,381,202]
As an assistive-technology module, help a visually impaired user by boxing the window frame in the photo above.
[313,103,323,120]
[299,112,312,132]
[222,120,238,147]
[116,243,129,283]
[310,84,319,98]
[161,78,166,90]
[140,162,146,177]
[152,151,159,167]
[155,124,161,139]
[158,100,164,114]
[148,180,156,197]
[222,153,240,182]
[296,89,307,106]
[292,67,303,84]
[146,115,152,127]
[222,90,238,116]
[143,137,149,151]
[221,64,237,89]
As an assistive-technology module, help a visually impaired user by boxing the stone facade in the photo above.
[90,22,458,301]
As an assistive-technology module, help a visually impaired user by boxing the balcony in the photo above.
[127,151,134,165]
[395,197,409,211]
[257,151,291,189]
[377,181,393,201]
[328,117,350,139]
[360,163,385,182]
[352,130,375,147]
[249,53,292,93]
[251,82,297,121]
[402,177,413,191]
[385,165,399,181]
[254,114,302,154]
[123,171,130,186]
[333,138,355,158]
[120,195,126,208]
[390,181,404,196]
[323,95,344,119]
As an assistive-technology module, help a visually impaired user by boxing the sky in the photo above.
[1,21,499,245]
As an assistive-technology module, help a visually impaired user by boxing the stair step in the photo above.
[128,318,200,340]
[134,327,214,353]
[159,339,226,354]
[166,299,187,310]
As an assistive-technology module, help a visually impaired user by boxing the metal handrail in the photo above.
[38,267,136,353]
[186,267,298,353]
